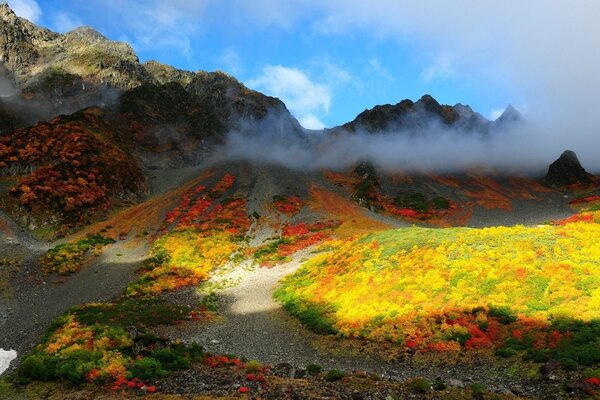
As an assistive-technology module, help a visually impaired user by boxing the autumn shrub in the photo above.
[43,234,115,273]
[277,212,600,370]
[272,195,303,215]
[18,301,205,386]
[127,229,237,296]
[252,220,341,266]
[245,360,262,373]
[2,113,147,228]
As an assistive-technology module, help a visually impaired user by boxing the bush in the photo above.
[393,192,429,213]
[407,377,430,393]
[488,306,517,324]
[584,368,600,379]
[152,343,204,371]
[273,293,338,335]
[130,357,166,380]
[432,196,451,210]
[495,347,517,358]
[245,360,262,373]
[433,378,447,390]
[306,364,322,375]
[17,354,56,382]
[561,359,578,370]
[470,383,487,395]
[324,369,345,382]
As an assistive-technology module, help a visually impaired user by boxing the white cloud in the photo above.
[368,56,393,81]
[218,49,242,75]
[299,114,325,130]
[7,0,41,22]
[52,12,83,33]
[80,0,211,58]
[420,53,454,83]
[247,65,331,129]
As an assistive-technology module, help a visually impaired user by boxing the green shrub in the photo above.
[17,354,56,382]
[393,192,429,213]
[306,364,322,375]
[131,357,166,380]
[433,378,447,390]
[432,196,451,210]
[201,292,219,312]
[407,377,430,393]
[274,290,338,335]
[495,347,517,358]
[488,306,517,324]
[470,383,487,395]
[561,359,578,370]
[583,368,600,379]
[324,369,345,382]
[152,343,204,371]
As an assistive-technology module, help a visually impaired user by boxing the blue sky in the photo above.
[5,1,593,131]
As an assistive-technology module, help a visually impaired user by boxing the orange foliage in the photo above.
[308,185,389,238]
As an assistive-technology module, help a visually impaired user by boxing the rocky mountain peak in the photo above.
[64,26,108,42]
[0,2,15,18]
[544,150,593,187]
[496,104,523,124]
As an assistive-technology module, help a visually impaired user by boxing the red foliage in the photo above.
[555,213,596,225]
[2,112,146,225]
[584,377,600,387]
[389,208,421,218]
[569,195,600,205]
[273,195,303,215]
[256,220,341,267]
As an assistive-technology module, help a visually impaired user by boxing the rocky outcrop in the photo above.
[337,94,517,135]
[544,150,593,187]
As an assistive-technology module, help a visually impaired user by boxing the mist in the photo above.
[212,108,586,176]
[214,1,600,174]
[0,66,120,131]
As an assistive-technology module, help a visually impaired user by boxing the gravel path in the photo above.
[153,249,384,371]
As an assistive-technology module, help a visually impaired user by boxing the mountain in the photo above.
[336,94,520,135]
[0,3,302,139]
[544,150,595,188]
[0,3,592,236]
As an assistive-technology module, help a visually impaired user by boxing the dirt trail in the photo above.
[155,250,384,371]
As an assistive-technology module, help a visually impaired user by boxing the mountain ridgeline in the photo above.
[0,3,596,235]
[337,95,522,135]
[1,2,520,160]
